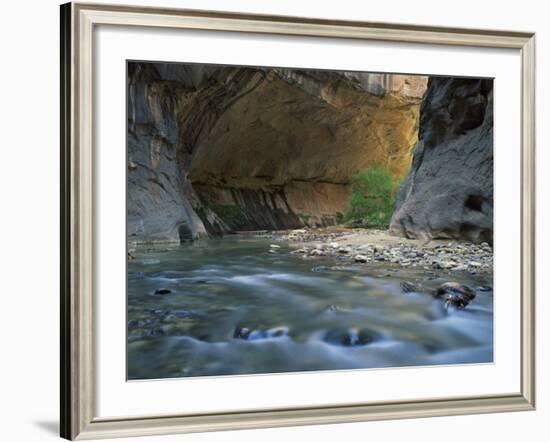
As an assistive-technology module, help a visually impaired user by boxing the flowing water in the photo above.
[127,237,493,380]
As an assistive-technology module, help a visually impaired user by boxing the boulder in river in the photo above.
[434,282,476,309]
[401,281,476,309]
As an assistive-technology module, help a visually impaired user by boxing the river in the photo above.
[127,236,493,380]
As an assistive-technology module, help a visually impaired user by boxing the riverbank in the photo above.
[237,226,493,276]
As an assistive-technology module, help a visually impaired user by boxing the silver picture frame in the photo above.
[60,2,536,439]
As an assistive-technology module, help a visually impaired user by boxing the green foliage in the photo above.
[345,166,401,227]
[209,203,248,226]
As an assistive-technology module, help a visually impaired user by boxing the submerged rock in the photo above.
[233,325,289,341]
[400,281,421,294]
[153,288,172,295]
[323,328,380,347]
[233,326,251,340]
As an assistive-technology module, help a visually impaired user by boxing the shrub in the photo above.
[345,165,401,227]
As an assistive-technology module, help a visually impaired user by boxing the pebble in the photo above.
[437,260,457,269]
[452,264,468,271]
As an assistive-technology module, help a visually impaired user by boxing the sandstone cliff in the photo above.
[127,62,427,242]
[390,77,493,244]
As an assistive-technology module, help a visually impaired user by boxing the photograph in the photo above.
[126,61,494,380]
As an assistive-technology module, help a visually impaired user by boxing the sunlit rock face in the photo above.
[127,62,427,241]
[390,77,494,244]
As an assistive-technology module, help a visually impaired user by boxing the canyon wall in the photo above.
[127,62,427,242]
[127,64,209,243]
[390,77,494,244]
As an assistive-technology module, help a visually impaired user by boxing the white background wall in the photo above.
[0,0,547,441]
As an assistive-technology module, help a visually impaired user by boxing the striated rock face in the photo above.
[127,64,209,243]
[390,78,493,244]
[127,62,427,242]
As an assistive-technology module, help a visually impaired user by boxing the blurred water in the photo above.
[127,237,493,380]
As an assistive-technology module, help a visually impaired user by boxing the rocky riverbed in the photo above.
[241,226,493,276]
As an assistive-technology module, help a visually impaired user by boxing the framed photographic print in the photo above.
[60,2,536,440]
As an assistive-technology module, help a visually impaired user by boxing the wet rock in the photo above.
[434,282,476,309]
[128,319,149,328]
[310,249,326,256]
[400,281,422,294]
[322,304,351,314]
[143,327,166,337]
[451,264,468,271]
[153,288,172,295]
[435,260,457,269]
[233,326,251,340]
[250,327,289,340]
[354,254,368,263]
[401,281,476,309]
[323,328,379,347]
[233,325,289,341]
[324,304,341,313]
[476,285,492,292]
